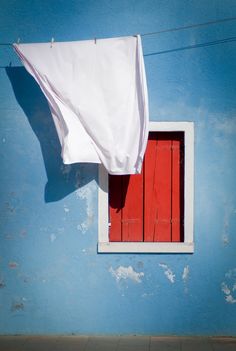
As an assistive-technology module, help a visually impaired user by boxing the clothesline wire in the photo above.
[0,16,236,46]
[140,16,236,37]
[144,35,236,56]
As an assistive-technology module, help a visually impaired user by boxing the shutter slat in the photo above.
[122,174,143,242]
[154,137,172,241]
[144,134,158,241]
[109,175,122,241]
[171,139,181,242]
[171,133,184,242]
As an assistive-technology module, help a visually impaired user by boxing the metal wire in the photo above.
[140,16,236,37]
[1,16,236,46]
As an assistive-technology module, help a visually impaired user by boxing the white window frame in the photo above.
[98,121,194,253]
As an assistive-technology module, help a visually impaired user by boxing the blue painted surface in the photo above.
[0,0,236,335]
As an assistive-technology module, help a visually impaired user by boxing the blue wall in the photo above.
[1,0,236,335]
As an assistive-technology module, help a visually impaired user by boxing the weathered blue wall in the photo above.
[1,0,236,335]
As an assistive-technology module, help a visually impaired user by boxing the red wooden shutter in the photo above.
[109,131,184,243]
[144,133,172,241]
[144,132,184,242]
[109,173,143,242]
[122,173,143,242]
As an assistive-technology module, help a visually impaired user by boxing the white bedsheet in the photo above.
[14,35,149,174]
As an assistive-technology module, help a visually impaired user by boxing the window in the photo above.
[98,122,194,253]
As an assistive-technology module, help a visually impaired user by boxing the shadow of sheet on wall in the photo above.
[6,67,97,203]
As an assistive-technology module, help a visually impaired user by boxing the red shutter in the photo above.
[109,132,184,243]
[109,173,143,242]
[144,133,172,241]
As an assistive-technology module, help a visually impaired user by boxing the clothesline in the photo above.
[140,16,236,36]
[0,16,236,46]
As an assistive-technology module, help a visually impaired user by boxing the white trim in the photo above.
[98,121,194,253]
[98,164,109,243]
[98,242,194,253]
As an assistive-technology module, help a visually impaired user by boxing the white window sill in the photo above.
[98,242,194,253]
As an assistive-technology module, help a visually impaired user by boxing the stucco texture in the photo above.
[0,0,236,335]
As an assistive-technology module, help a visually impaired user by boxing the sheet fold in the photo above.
[14,35,149,174]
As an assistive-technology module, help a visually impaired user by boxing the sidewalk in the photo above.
[0,335,235,350]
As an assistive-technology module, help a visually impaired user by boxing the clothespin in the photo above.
[17,38,20,45]
[94,37,97,44]
[50,37,55,48]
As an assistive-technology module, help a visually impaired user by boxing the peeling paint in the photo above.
[109,265,144,283]
[221,282,236,304]
[222,282,231,295]
[225,268,236,279]
[225,295,236,304]
[222,234,229,246]
[76,183,95,233]
[63,205,70,213]
[11,299,25,312]
[221,269,236,304]
[8,262,18,269]
[182,266,190,282]
[50,234,56,243]
[159,263,175,283]
[141,292,154,298]
[222,204,235,246]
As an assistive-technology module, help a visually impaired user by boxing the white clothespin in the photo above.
[50,37,55,48]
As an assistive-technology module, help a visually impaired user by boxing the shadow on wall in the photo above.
[6,67,97,203]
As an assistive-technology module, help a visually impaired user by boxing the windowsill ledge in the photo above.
[98,241,194,253]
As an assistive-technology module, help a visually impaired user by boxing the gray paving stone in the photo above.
[0,336,28,351]
[181,337,213,351]
[0,335,235,351]
[150,337,181,351]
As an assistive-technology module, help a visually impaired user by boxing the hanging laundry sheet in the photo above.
[13,35,149,174]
